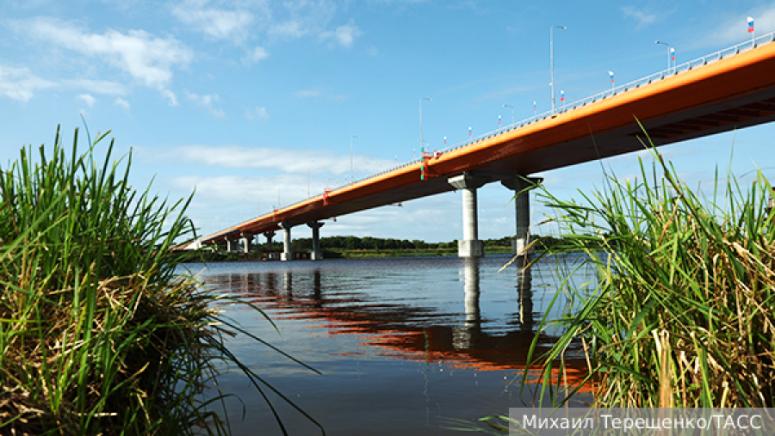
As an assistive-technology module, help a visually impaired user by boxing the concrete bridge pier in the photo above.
[501,176,542,256]
[264,231,275,246]
[280,224,293,261]
[307,222,324,260]
[239,233,252,254]
[225,238,235,253]
[263,231,276,259]
[449,173,488,258]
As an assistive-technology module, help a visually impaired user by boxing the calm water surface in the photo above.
[180,254,592,435]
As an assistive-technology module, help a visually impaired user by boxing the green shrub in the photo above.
[0,127,322,434]
[530,135,775,408]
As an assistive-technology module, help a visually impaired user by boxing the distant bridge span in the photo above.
[198,33,775,259]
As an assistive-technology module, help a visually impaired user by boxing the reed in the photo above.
[0,127,322,435]
[527,131,775,408]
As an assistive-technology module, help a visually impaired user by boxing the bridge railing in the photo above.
[273,31,775,218]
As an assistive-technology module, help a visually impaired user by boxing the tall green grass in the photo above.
[528,134,775,408]
[0,127,323,434]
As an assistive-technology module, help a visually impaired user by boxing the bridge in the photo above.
[196,32,775,260]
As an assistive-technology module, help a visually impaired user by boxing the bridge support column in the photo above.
[240,233,252,254]
[501,176,542,256]
[449,173,488,258]
[225,238,234,253]
[307,222,324,261]
[263,231,275,259]
[280,224,293,261]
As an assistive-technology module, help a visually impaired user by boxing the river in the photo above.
[180,253,593,435]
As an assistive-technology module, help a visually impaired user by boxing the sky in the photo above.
[1,0,775,242]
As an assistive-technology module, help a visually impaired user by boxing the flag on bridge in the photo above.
[747,16,755,33]
[670,47,676,63]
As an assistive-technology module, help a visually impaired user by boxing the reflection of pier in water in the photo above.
[211,260,585,383]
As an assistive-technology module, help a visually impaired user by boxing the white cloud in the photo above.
[114,97,131,110]
[621,6,657,28]
[169,0,361,53]
[186,91,225,118]
[321,23,361,48]
[173,174,323,205]
[65,79,127,96]
[245,105,269,120]
[176,145,396,175]
[78,93,96,107]
[269,20,307,39]
[20,17,192,103]
[0,65,55,101]
[247,46,270,63]
[172,0,255,42]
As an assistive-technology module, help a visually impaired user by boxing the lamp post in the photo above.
[550,25,567,113]
[608,70,615,91]
[419,96,432,153]
[655,40,673,71]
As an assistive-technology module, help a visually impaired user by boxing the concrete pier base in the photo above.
[307,222,324,260]
[448,173,488,258]
[457,239,484,258]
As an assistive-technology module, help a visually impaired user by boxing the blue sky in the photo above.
[1,0,774,242]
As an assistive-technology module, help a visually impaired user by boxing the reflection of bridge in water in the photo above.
[207,259,587,387]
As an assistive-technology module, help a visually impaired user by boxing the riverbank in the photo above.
[182,245,514,261]
[180,235,571,261]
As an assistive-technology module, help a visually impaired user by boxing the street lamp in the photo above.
[550,24,567,113]
[419,96,432,153]
[655,40,674,71]
[608,70,615,91]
